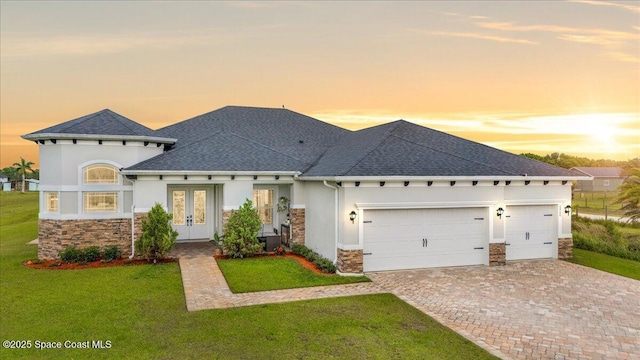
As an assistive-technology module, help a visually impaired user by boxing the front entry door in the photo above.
[169,187,212,241]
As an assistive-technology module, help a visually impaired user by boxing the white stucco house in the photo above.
[23,106,588,273]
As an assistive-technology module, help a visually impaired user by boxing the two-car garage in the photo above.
[362,205,559,272]
[362,207,488,272]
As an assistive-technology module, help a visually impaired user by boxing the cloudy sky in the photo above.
[1,0,638,168]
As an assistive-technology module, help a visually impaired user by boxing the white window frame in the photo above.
[78,160,125,214]
[83,192,118,212]
[603,179,610,187]
[83,164,119,184]
[45,192,59,212]
[253,185,278,235]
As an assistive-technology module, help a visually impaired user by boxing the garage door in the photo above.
[363,208,487,272]
[505,205,556,260]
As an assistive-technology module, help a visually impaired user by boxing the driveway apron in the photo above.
[369,260,640,360]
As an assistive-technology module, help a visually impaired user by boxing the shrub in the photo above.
[314,257,337,273]
[102,245,122,262]
[290,244,336,273]
[81,246,101,262]
[58,246,82,263]
[222,199,262,258]
[136,203,178,263]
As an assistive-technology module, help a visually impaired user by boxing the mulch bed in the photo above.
[25,252,322,273]
[24,258,175,270]
[214,253,326,275]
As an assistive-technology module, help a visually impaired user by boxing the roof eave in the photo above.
[21,133,177,144]
[297,175,592,181]
[120,170,302,176]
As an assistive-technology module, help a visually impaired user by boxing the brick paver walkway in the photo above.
[175,243,385,311]
[369,261,640,360]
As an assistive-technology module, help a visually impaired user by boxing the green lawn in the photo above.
[217,256,370,293]
[0,192,497,359]
[568,248,640,280]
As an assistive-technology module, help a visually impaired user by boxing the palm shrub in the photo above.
[223,199,262,258]
[135,203,178,263]
[614,168,640,223]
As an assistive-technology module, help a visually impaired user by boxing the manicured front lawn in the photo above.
[217,256,370,293]
[568,248,640,280]
[0,192,497,359]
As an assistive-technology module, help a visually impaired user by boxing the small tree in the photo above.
[223,199,262,258]
[12,157,34,193]
[614,168,640,223]
[136,203,178,263]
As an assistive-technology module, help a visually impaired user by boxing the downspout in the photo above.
[129,204,136,259]
[323,181,339,264]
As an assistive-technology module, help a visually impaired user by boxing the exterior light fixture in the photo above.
[349,211,357,223]
[496,207,504,219]
[564,205,571,215]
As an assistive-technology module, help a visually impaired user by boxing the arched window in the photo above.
[81,163,120,212]
[84,164,118,184]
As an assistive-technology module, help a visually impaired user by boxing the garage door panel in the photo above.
[506,205,556,261]
[363,208,488,272]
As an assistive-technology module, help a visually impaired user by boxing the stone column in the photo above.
[558,237,573,259]
[489,243,506,266]
[289,207,305,245]
[337,248,364,274]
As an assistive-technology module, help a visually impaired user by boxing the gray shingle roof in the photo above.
[571,167,623,177]
[302,120,581,178]
[24,109,155,137]
[126,106,348,172]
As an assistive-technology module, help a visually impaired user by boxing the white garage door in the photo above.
[363,208,487,272]
[505,205,556,260]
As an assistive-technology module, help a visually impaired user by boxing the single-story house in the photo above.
[0,176,10,192]
[26,179,40,191]
[570,167,624,192]
[23,106,588,273]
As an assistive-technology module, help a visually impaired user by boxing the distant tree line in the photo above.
[520,152,639,173]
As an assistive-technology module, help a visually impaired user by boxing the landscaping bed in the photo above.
[24,257,175,270]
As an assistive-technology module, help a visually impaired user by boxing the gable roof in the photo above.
[570,167,623,177]
[302,120,582,178]
[126,106,347,172]
[22,109,176,144]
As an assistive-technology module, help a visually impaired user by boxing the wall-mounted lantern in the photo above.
[349,211,357,223]
[496,207,504,219]
[564,205,572,216]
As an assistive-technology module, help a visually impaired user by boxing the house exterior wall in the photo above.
[576,177,623,192]
[301,182,336,261]
[339,180,505,248]
[36,140,163,259]
[323,180,573,273]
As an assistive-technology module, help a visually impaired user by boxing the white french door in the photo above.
[168,186,212,241]
[253,186,276,235]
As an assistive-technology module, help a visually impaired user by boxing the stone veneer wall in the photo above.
[337,249,363,273]
[489,243,506,266]
[289,208,305,245]
[558,237,573,259]
[38,213,148,260]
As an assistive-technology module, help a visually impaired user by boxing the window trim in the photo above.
[83,192,119,213]
[45,192,59,213]
[83,164,119,184]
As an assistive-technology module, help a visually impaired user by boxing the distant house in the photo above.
[26,179,40,191]
[0,176,10,191]
[571,167,623,192]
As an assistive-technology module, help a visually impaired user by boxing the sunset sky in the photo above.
[1,1,638,169]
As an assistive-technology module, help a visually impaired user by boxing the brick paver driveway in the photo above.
[369,260,640,360]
